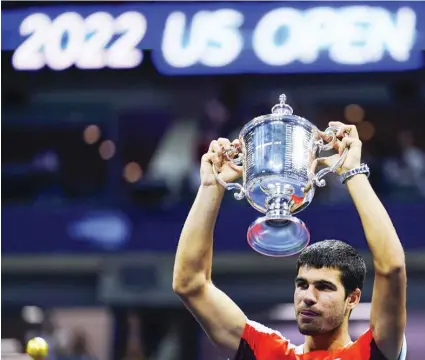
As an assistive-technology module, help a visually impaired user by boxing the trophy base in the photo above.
[247,215,310,257]
[247,175,315,215]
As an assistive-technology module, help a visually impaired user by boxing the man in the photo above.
[173,122,407,360]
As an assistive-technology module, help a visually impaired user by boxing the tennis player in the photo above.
[173,122,407,360]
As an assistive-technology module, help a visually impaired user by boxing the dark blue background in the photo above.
[3,200,424,254]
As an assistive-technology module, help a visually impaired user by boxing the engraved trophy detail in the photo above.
[212,94,348,257]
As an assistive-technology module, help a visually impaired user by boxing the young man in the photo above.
[173,122,407,360]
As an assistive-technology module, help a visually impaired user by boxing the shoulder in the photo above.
[348,328,407,360]
[234,319,298,360]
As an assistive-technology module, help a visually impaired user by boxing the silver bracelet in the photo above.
[341,163,370,184]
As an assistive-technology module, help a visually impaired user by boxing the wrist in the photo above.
[345,173,369,190]
[338,162,361,175]
[199,183,226,197]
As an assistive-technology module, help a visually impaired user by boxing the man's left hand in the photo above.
[314,121,363,175]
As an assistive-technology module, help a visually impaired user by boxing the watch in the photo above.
[341,163,370,184]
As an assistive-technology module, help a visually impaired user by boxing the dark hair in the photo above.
[297,240,367,296]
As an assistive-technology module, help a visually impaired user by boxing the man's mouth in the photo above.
[300,310,319,317]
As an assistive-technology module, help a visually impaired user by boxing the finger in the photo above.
[318,130,334,143]
[202,152,221,169]
[217,137,232,151]
[309,157,325,180]
[226,139,241,159]
[340,125,358,139]
[338,137,349,155]
[339,137,362,155]
[201,152,214,164]
[228,162,243,173]
[318,131,340,151]
[209,140,223,156]
[309,160,318,182]
[328,121,350,138]
[329,122,359,139]
[328,121,346,130]
[313,157,329,169]
[306,157,324,193]
[338,137,354,155]
[218,138,236,162]
[231,138,241,147]
[318,131,344,153]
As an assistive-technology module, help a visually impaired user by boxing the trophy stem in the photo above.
[265,196,291,220]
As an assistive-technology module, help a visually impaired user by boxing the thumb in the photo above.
[306,157,328,191]
[305,156,334,193]
[228,161,243,173]
[311,156,330,173]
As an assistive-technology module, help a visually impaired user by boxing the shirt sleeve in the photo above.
[397,334,407,360]
[354,328,407,360]
[234,319,296,360]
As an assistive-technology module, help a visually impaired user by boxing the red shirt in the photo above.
[235,319,406,360]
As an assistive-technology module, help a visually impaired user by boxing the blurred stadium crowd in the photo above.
[2,74,425,206]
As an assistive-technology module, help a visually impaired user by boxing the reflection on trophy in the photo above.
[213,94,347,257]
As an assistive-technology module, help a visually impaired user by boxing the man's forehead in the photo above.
[297,265,342,283]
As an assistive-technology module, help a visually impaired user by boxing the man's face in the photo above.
[294,266,349,335]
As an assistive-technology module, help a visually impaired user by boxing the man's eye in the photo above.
[316,284,331,291]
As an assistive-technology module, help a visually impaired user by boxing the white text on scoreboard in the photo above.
[12,6,416,71]
[12,11,146,70]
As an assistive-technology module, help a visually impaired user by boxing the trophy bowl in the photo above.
[213,94,347,257]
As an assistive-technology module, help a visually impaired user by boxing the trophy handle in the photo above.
[311,127,349,188]
[212,146,245,200]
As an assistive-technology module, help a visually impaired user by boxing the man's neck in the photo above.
[303,324,352,353]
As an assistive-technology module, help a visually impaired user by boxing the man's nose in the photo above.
[303,287,317,306]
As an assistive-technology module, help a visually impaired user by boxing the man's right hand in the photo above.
[200,138,243,187]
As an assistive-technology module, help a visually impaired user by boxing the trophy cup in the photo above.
[212,94,347,257]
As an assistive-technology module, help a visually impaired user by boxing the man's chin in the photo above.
[298,323,322,336]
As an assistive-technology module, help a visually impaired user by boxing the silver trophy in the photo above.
[213,94,347,257]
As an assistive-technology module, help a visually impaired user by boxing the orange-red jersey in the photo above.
[235,319,407,360]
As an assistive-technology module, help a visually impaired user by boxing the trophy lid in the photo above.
[271,94,293,116]
[239,93,309,138]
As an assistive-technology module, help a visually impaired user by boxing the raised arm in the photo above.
[172,138,246,358]
[347,173,406,360]
[322,122,407,360]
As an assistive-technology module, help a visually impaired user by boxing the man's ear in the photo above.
[347,288,361,312]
